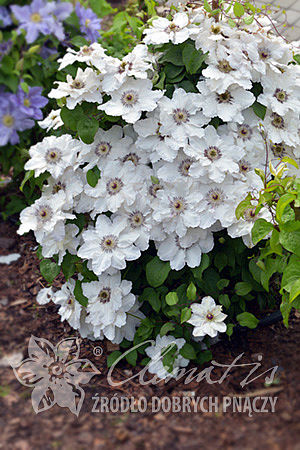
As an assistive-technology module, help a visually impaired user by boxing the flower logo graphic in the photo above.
[12,335,100,416]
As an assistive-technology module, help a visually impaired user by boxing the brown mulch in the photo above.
[0,219,300,450]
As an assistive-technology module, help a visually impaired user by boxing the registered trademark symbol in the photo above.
[93,346,103,357]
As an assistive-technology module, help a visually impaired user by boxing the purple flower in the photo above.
[75,3,101,43]
[0,6,12,28]
[51,2,73,21]
[11,0,54,43]
[46,1,73,41]
[10,0,72,43]
[16,86,48,121]
[0,40,12,62]
[0,93,34,146]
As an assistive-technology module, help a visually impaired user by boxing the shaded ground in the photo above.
[0,219,300,450]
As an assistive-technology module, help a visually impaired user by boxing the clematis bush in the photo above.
[0,0,113,218]
[18,2,300,377]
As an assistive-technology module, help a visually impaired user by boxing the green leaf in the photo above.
[40,259,60,284]
[203,0,212,12]
[160,322,175,337]
[77,117,99,144]
[179,343,196,360]
[197,350,213,364]
[226,323,235,337]
[107,351,122,367]
[244,14,254,24]
[237,312,259,329]
[141,287,161,312]
[181,307,192,324]
[125,349,138,366]
[251,218,274,245]
[214,252,227,272]
[191,254,210,280]
[233,2,245,17]
[146,256,171,288]
[281,255,300,293]
[217,279,230,290]
[269,229,282,255]
[235,193,252,220]
[235,281,252,296]
[280,292,292,328]
[164,63,184,80]
[276,193,296,223]
[166,292,178,306]
[186,282,197,301]
[227,17,237,28]
[20,170,34,192]
[61,253,78,280]
[279,228,300,258]
[71,36,88,48]
[61,105,83,131]
[159,45,183,66]
[289,279,300,303]
[236,310,257,327]
[252,101,266,120]
[182,44,207,74]
[89,0,115,17]
[293,54,300,65]
[86,166,101,187]
[219,294,230,309]
[74,280,88,307]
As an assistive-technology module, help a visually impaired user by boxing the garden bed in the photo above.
[0,218,299,449]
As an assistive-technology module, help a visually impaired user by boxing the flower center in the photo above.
[206,188,225,206]
[36,205,53,221]
[271,142,286,157]
[237,124,252,140]
[71,80,85,89]
[211,25,221,34]
[129,211,144,228]
[67,296,74,305]
[85,18,91,26]
[121,90,138,107]
[217,59,233,73]
[244,208,257,221]
[123,152,139,166]
[171,197,185,214]
[216,90,233,104]
[107,178,123,195]
[239,159,251,173]
[179,158,192,176]
[98,288,111,303]
[101,235,118,252]
[173,108,189,125]
[30,12,41,23]
[271,113,285,129]
[46,148,61,163]
[149,183,163,197]
[204,146,222,161]
[23,98,31,107]
[95,141,111,156]
[80,46,93,56]
[168,22,179,32]
[259,48,270,60]
[2,114,14,128]
[273,88,288,103]
[206,313,214,321]
[52,181,65,194]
